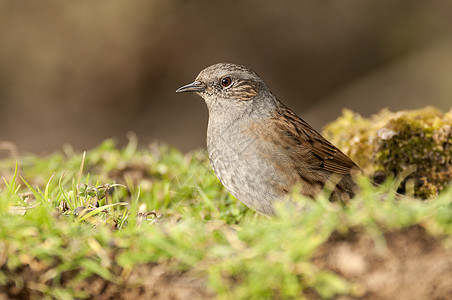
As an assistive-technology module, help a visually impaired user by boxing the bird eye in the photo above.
[220,76,232,87]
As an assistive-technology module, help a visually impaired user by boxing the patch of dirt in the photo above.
[76,264,212,300]
[313,225,452,300]
[1,263,212,300]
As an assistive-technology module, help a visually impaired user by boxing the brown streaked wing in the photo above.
[271,105,360,175]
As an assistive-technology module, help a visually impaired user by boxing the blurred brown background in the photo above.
[1,0,451,154]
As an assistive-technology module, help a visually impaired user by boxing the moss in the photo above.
[323,106,452,198]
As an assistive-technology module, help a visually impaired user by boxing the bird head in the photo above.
[177,63,273,113]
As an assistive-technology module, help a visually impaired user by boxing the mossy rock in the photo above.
[323,106,452,198]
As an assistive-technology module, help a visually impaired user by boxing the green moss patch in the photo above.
[323,106,452,198]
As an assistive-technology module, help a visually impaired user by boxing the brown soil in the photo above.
[313,225,452,300]
[0,264,213,300]
[75,264,213,300]
[1,226,450,299]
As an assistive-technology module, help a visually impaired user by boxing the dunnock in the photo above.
[177,63,360,215]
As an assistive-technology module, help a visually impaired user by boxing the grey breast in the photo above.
[207,117,285,215]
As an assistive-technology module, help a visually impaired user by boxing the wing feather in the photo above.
[269,105,360,175]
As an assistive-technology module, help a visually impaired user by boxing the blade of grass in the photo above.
[77,151,86,186]
[44,173,55,202]
[20,176,45,203]
[76,202,129,223]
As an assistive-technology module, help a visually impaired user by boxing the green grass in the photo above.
[0,137,451,299]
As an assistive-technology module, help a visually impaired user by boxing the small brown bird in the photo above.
[177,63,360,215]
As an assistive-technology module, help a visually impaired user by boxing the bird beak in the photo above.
[176,81,206,93]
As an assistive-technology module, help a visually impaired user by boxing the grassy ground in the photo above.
[0,137,451,299]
